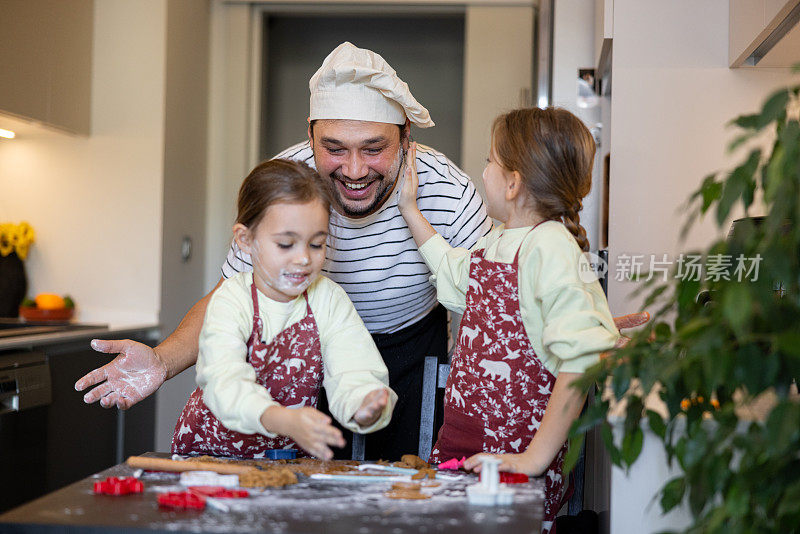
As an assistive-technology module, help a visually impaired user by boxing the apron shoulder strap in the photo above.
[247,281,263,350]
[249,280,261,319]
[512,220,548,266]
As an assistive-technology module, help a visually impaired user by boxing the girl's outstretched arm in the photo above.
[260,405,345,460]
[463,372,587,476]
[398,142,436,247]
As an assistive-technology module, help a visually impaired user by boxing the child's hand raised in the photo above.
[260,405,345,460]
[397,142,419,215]
[351,388,389,428]
[396,142,436,247]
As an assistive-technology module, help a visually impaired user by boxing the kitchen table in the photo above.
[0,453,544,533]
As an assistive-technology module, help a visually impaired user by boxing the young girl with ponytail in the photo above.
[398,107,619,533]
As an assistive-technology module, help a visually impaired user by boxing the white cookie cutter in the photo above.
[466,457,514,505]
[179,470,240,488]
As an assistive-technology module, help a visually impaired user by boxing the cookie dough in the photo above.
[411,468,436,480]
[401,454,430,469]
[384,482,431,500]
[190,455,361,486]
[239,467,298,488]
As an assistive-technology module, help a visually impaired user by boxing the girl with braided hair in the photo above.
[398,107,619,533]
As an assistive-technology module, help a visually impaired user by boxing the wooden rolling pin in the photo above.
[126,456,257,475]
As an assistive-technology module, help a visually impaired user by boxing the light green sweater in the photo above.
[419,221,619,376]
[197,272,396,439]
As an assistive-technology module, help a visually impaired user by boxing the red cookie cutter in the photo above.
[157,491,206,510]
[499,472,529,484]
[188,486,249,498]
[93,477,144,496]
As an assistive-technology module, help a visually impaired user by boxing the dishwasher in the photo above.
[0,351,51,513]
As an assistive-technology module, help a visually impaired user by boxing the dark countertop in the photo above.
[0,324,160,352]
[0,454,544,533]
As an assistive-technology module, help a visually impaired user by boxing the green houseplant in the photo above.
[568,71,800,533]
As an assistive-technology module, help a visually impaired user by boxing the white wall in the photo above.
[607,0,792,317]
[0,0,166,327]
[155,0,211,453]
[606,1,795,532]
[461,5,534,203]
[204,2,253,290]
[610,420,691,533]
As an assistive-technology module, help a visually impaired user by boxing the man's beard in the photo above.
[329,168,390,217]
[324,146,406,218]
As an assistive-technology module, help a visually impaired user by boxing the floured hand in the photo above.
[74,339,168,409]
[351,388,389,428]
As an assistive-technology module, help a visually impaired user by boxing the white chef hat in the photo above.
[309,42,435,128]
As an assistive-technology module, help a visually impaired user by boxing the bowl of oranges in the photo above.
[19,293,75,322]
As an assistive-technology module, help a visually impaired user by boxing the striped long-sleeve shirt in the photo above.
[222,141,491,334]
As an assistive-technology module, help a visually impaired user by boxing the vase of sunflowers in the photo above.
[0,222,35,318]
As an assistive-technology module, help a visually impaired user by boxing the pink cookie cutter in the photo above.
[437,456,467,470]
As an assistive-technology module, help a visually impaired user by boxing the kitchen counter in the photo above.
[0,453,545,533]
[0,323,161,352]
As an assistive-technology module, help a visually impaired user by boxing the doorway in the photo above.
[259,12,465,164]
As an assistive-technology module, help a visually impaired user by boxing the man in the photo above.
[77,42,490,460]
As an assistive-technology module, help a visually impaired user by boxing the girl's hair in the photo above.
[236,158,334,228]
[492,107,596,252]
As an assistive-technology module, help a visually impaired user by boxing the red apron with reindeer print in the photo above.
[171,282,323,458]
[429,239,568,533]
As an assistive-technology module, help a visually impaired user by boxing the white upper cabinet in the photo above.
[0,0,94,134]
[730,0,800,67]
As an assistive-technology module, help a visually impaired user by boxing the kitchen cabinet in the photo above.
[0,0,93,134]
[45,340,156,492]
[0,326,157,514]
[730,0,800,67]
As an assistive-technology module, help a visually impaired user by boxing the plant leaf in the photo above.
[563,433,585,475]
[611,361,632,400]
[716,150,760,226]
[759,88,790,125]
[777,480,800,517]
[647,409,667,439]
[765,401,800,455]
[725,482,749,518]
[721,282,752,333]
[601,422,622,466]
[621,426,644,466]
[660,476,686,513]
[727,131,755,153]
[698,174,723,214]
[729,113,761,130]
